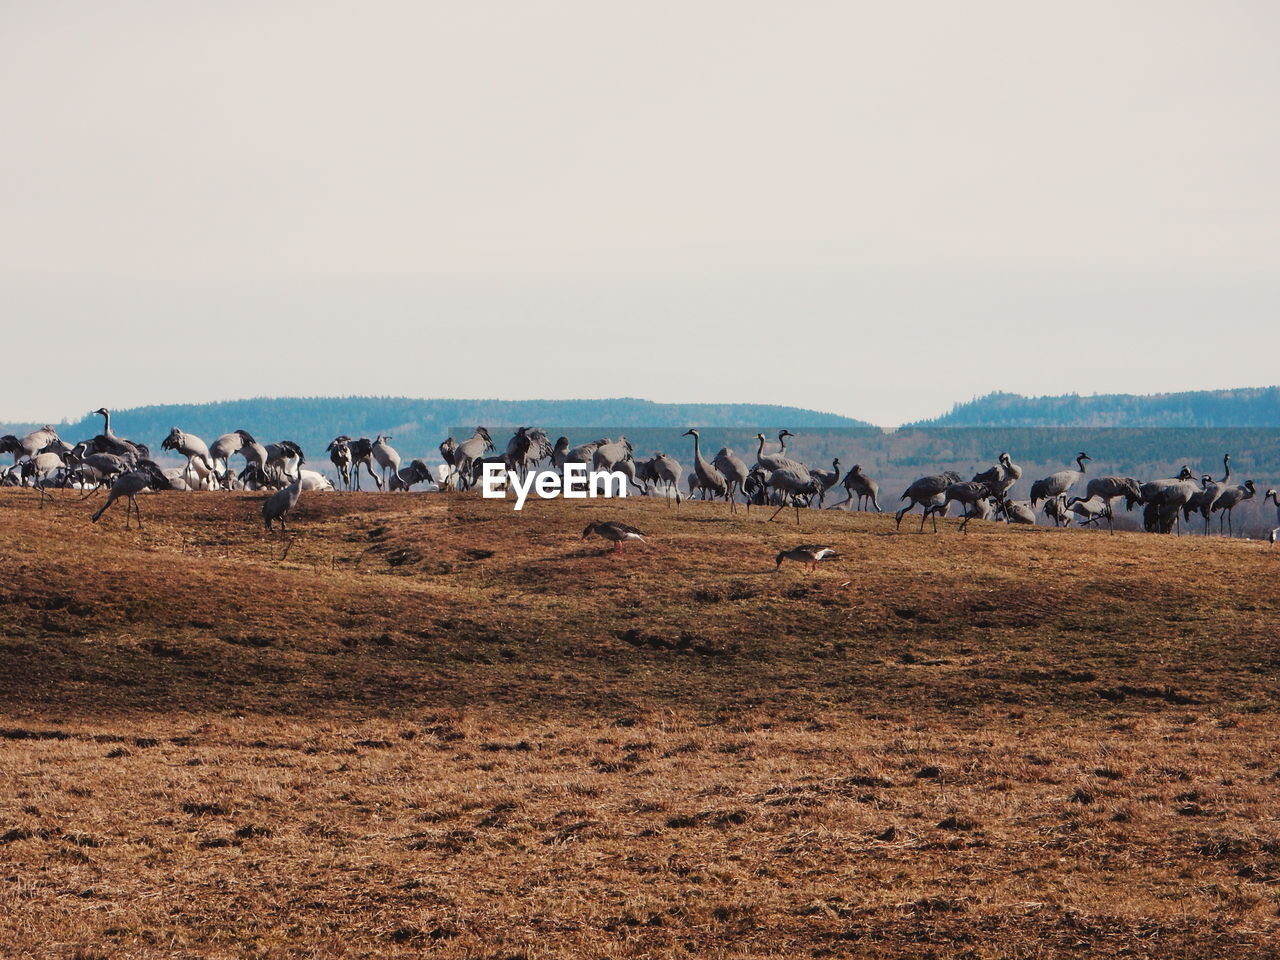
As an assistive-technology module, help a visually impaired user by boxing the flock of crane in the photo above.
[4,411,1279,542]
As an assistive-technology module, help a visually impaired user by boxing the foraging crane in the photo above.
[1030,453,1090,507]
[895,472,962,531]
[209,432,245,486]
[838,464,881,512]
[1043,495,1073,528]
[809,458,841,508]
[265,440,305,482]
[924,481,994,534]
[765,465,821,525]
[262,476,303,534]
[592,437,635,473]
[1140,467,1198,534]
[1066,495,1112,528]
[1000,500,1037,524]
[648,452,683,504]
[972,452,1021,506]
[389,459,435,491]
[683,430,727,506]
[24,452,66,507]
[90,461,171,529]
[161,428,214,479]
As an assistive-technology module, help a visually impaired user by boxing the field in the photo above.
[2,486,1280,958]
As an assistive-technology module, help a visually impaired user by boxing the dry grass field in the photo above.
[3,486,1280,958]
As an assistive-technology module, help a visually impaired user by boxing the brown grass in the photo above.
[2,487,1280,957]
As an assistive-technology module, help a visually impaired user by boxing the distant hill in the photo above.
[912,388,1280,428]
[0,396,870,461]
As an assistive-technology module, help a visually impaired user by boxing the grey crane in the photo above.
[89,409,149,460]
[161,427,214,483]
[973,452,1021,506]
[262,476,303,534]
[371,435,401,488]
[1000,499,1037,524]
[582,520,646,553]
[24,452,66,507]
[809,458,841,508]
[91,461,171,528]
[1184,455,1230,534]
[648,451,683,504]
[505,427,552,479]
[1212,478,1256,537]
[264,440,305,482]
[452,427,494,490]
[327,436,353,489]
[208,432,245,486]
[1066,495,1112,528]
[0,434,22,465]
[775,544,837,572]
[592,436,635,472]
[683,430,728,507]
[1043,495,1073,528]
[1030,453,1090,506]
[711,446,750,510]
[924,480,994,533]
[895,472,962,532]
[389,459,435,491]
[753,431,806,476]
[838,464,881,512]
[1139,467,1197,534]
[765,465,821,525]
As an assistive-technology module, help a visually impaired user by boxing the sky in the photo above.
[2,2,1278,427]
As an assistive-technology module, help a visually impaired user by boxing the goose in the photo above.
[774,544,838,571]
[581,521,646,552]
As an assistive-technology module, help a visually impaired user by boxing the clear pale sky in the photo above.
[3,2,1278,426]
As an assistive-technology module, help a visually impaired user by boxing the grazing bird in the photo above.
[581,520,646,552]
[592,436,635,473]
[1212,478,1256,537]
[683,430,728,506]
[389,459,435,491]
[1030,453,1090,507]
[972,452,1021,506]
[765,466,821,525]
[91,461,171,528]
[838,464,881,512]
[265,440,306,482]
[208,432,245,486]
[1043,495,1073,527]
[774,544,838,572]
[161,427,214,479]
[262,477,303,533]
[924,481,994,534]
[24,452,66,506]
[1066,495,1111,528]
[896,472,962,531]
[809,458,842,508]
[712,446,751,510]
[1000,500,1037,525]
[1140,467,1198,534]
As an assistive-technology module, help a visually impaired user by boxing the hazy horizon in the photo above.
[4,3,1278,426]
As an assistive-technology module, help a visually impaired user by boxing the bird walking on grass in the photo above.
[775,544,838,572]
[582,521,646,553]
[263,477,303,533]
[91,462,171,529]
